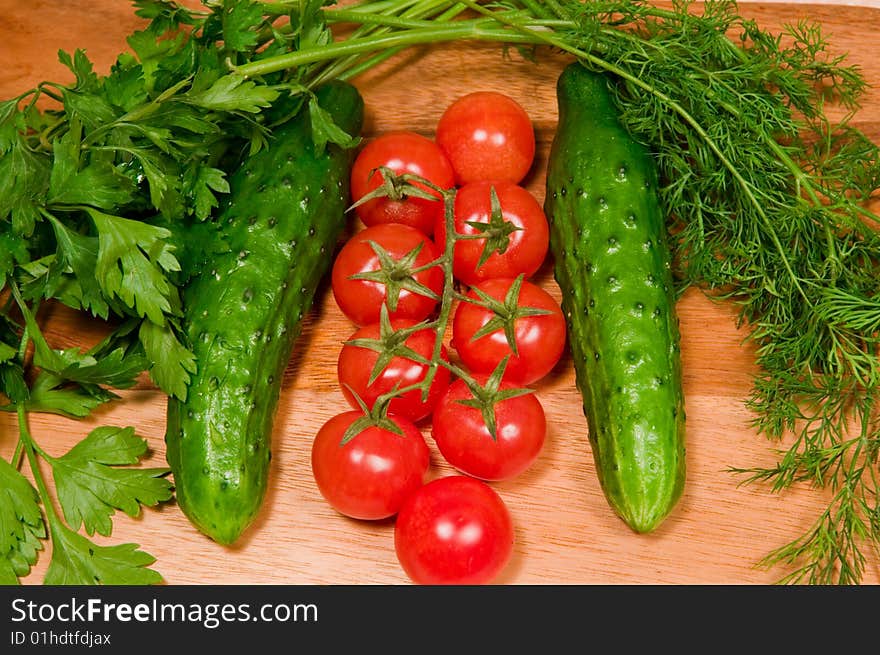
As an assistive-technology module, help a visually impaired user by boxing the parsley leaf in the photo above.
[187,165,230,221]
[104,54,150,112]
[0,342,15,363]
[185,73,280,114]
[88,208,181,325]
[10,285,142,391]
[123,146,183,217]
[0,457,46,585]
[23,371,117,419]
[0,364,28,406]
[47,120,137,210]
[308,94,361,153]
[57,48,101,92]
[290,0,334,51]
[49,425,172,538]
[221,0,265,53]
[125,28,188,93]
[0,230,29,281]
[132,0,198,33]
[139,319,196,401]
[0,138,50,237]
[44,522,163,585]
[46,214,111,319]
[0,98,25,153]
[0,325,28,404]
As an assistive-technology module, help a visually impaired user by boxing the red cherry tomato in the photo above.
[337,318,452,422]
[331,223,444,326]
[394,475,514,585]
[311,411,430,520]
[431,376,547,481]
[350,130,455,236]
[435,181,549,287]
[435,91,535,185]
[452,277,566,385]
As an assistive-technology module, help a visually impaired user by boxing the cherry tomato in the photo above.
[350,130,455,236]
[311,410,430,521]
[431,376,547,481]
[435,91,535,185]
[452,277,566,385]
[337,318,452,422]
[394,475,514,585]
[435,181,549,287]
[331,223,444,326]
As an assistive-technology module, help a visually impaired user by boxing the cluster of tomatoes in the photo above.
[310,91,567,585]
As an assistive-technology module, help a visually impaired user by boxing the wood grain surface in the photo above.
[1,1,879,585]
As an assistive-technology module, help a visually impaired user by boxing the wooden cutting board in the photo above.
[2,1,879,585]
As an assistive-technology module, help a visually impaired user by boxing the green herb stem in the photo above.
[232,19,545,80]
[11,438,24,472]
[17,405,59,527]
[311,1,472,86]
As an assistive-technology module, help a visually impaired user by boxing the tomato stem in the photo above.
[348,173,533,441]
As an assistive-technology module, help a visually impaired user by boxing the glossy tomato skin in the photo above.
[350,130,455,236]
[432,377,547,481]
[337,318,452,422]
[435,91,535,185]
[394,475,514,585]
[436,181,549,287]
[311,411,430,520]
[452,278,566,385]
[331,223,444,326]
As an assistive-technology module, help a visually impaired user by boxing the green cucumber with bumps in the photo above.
[544,63,686,533]
[165,80,364,545]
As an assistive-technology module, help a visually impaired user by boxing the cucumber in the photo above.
[164,81,364,545]
[544,63,686,533]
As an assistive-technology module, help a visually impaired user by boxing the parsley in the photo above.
[0,456,45,585]
[3,403,170,585]
[0,0,375,585]
[49,426,172,539]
